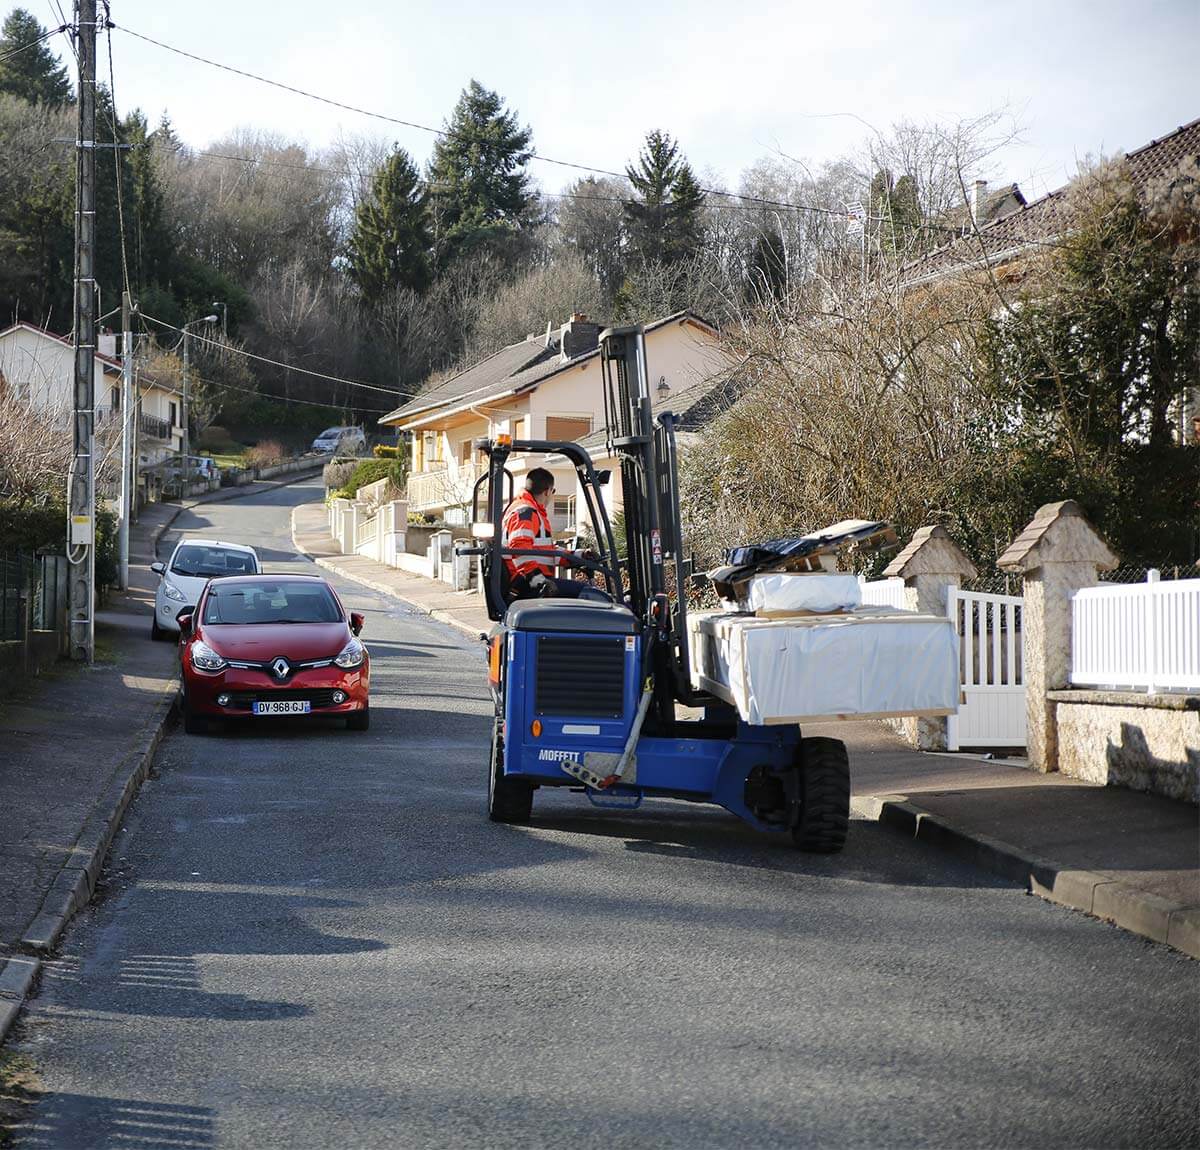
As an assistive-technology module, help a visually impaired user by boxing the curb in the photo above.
[850,794,1199,959]
[289,507,485,642]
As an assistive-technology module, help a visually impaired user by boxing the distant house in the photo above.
[378,311,729,533]
[0,321,184,471]
[901,117,1200,443]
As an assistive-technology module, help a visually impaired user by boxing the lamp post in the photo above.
[180,314,218,494]
[211,301,227,342]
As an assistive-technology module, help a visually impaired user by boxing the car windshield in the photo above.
[202,582,342,625]
[171,545,256,579]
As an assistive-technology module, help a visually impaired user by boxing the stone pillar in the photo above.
[883,525,978,750]
[998,500,1118,772]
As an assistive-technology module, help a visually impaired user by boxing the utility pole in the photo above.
[117,290,133,590]
[180,314,217,494]
[68,0,97,662]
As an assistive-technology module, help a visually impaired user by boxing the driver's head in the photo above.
[525,468,555,507]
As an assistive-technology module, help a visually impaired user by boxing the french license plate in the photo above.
[252,700,311,716]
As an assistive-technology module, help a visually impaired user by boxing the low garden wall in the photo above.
[1048,689,1199,804]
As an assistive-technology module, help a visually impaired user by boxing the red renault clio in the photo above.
[177,574,370,734]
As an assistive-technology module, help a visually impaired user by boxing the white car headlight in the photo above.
[190,639,228,672]
[162,581,187,603]
[334,638,365,669]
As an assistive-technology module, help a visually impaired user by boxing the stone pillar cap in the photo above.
[997,500,1119,573]
[883,525,978,580]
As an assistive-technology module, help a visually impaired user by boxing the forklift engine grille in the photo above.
[535,635,625,718]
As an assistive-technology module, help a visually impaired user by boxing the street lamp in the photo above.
[211,301,227,341]
[180,314,219,491]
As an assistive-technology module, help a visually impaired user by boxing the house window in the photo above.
[110,385,120,411]
[545,415,592,442]
[514,417,529,440]
[459,438,474,465]
[552,495,575,522]
[169,401,178,428]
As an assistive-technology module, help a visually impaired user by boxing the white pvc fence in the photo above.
[947,588,1025,750]
[859,577,906,609]
[1072,572,1200,692]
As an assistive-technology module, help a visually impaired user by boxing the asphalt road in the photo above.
[10,479,1199,1149]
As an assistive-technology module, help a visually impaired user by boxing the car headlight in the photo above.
[162,581,187,602]
[190,639,228,672]
[334,637,365,669]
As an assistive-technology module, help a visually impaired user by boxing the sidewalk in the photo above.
[0,469,323,1041]
[293,499,1199,959]
[291,501,492,637]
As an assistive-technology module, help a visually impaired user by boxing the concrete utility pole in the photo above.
[117,290,133,590]
[68,0,97,662]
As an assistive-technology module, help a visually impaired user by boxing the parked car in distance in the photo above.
[311,426,366,455]
[176,574,370,734]
[150,539,261,641]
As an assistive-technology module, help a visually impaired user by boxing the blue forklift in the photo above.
[467,325,854,851]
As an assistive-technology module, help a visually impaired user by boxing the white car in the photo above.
[311,426,366,455]
[150,539,261,640]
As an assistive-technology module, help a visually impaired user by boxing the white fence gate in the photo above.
[946,588,1026,751]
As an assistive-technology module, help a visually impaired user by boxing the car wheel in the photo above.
[346,704,370,731]
[182,692,207,735]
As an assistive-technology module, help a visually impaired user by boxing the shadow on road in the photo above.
[16,1093,216,1149]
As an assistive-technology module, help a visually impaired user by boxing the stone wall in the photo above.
[1049,689,1199,803]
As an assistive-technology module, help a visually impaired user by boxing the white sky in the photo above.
[67,0,1200,202]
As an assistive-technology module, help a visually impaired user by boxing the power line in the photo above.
[139,312,417,401]
[109,21,878,221]
[100,5,132,303]
[0,20,69,65]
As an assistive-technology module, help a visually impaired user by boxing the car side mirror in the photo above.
[350,612,365,636]
[176,610,194,637]
[150,561,165,575]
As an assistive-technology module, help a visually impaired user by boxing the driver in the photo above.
[503,468,589,599]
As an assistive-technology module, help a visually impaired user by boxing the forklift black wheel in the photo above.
[488,724,533,823]
[790,736,850,853]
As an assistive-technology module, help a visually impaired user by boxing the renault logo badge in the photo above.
[271,657,290,681]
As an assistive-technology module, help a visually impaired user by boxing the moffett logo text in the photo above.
[538,749,580,763]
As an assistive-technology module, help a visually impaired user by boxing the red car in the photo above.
[176,573,370,734]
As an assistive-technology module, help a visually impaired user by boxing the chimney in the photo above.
[970,179,988,225]
[559,312,601,362]
[97,331,117,358]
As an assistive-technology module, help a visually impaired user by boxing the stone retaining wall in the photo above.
[1048,689,1199,803]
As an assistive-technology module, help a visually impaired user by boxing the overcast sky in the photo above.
[68,0,1200,202]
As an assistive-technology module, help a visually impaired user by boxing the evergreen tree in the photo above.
[0,9,71,107]
[427,80,534,269]
[623,130,705,265]
[349,146,432,303]
[124,109,172,291]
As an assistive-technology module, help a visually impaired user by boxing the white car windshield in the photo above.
[171,545,256,579]
[203,582,342,625]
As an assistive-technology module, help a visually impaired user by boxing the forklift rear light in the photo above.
[488,636,502,687]
[531,720,542,737]
[495,433,512,446]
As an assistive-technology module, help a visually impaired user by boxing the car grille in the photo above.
[535,635,625,718]
[225,689,339,710]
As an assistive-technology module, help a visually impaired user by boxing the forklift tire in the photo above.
[488,724,532,823]
[790,736,850,853]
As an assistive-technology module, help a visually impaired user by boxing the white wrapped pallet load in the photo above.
[743,573,862,616]
[688,608,959,725]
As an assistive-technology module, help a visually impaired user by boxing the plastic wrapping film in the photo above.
[743,573,863,614]
[688,608,959,725]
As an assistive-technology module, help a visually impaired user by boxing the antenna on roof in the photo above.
[544,321,553,348]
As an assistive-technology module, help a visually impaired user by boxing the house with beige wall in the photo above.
[378,311,729,534]
[0,322,183,474]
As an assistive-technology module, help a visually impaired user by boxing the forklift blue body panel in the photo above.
[501,624,802,832]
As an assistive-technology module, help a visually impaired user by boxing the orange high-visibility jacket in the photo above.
[502,490,555,579]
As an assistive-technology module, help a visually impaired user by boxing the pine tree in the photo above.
[623,130,705,266]
[0,9,71,107]
[349,146,432,304]
[427,80,533,269]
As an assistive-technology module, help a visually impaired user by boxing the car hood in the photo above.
[201,622,351,661]
[162,572,210,600]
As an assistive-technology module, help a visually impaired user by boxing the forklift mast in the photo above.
[599,326,695,710]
